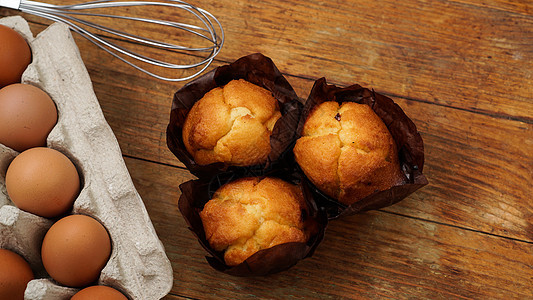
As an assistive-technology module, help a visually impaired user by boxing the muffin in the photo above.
[199,177,309,266]
[182,79,281,166]
[293,101,404,205]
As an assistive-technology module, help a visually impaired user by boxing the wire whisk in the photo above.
[1,0,224,81]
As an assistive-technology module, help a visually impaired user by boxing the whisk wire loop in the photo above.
[2,0,224,81]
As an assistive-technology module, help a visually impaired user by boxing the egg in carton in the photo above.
[0,16,173,299]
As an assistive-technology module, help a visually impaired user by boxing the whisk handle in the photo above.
[0,0,21,9]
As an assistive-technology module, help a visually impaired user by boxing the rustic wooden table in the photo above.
[2,0,532,298]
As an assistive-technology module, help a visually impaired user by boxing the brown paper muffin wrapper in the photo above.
[166,53,303,178]
[178,170,328,277]
[297,78,428,219]
[168,54,427,276]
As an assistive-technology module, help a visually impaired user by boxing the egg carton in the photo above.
[0,16,173,300]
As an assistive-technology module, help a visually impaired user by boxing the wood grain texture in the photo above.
[449,0,532,16]
[1,0,532,298]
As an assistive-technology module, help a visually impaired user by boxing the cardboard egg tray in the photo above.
[0,16,173,299]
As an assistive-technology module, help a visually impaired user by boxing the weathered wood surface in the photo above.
[1,0,532,298]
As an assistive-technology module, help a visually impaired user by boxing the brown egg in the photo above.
[0,249,34,300]
[0,24,32,88]
[41,215,111,287]
[0,83,57,152]
[6,147,80,218]
[71,285,128,300]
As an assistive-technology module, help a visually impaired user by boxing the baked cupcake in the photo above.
[294,101,404,205]
[167,53,303,178]
[199,177,309,266]
[182,79,282,167]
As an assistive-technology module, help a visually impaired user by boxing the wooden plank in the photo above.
[123,156,533,300]
[2,0,532,120]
